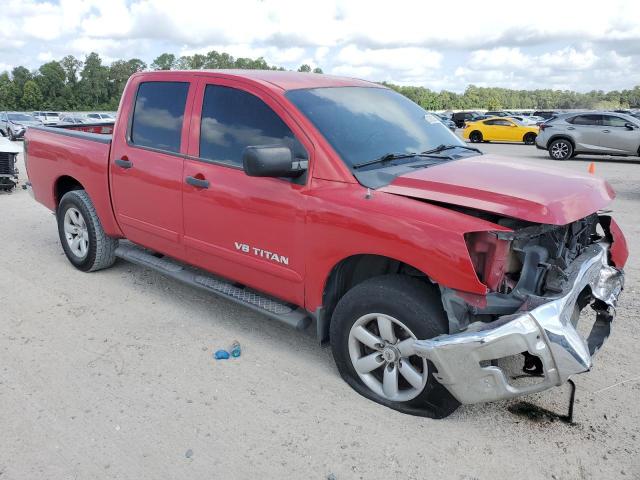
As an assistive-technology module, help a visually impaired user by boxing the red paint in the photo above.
[464,232,510,292]
[24,70,626,315]
[382,155,615,225]
[608,217,629,268]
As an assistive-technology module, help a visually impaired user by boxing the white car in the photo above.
[85,113,115,121]
[32,111,60,125]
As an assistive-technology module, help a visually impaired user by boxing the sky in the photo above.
[1,0,640,93]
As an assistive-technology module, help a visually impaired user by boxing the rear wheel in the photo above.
[523,132,537,145]
[330,275,460,418]
[8,129,15,141]
[469,131,483,143]
[548,138,573,160]
[57,190,118,272]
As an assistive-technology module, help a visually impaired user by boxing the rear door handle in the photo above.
[567,127,575,130]
[602,129,610,133]
[115,158,133,169]
[185,176,210,189]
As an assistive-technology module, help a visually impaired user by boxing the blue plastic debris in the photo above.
[214,349,230,360]
[230,340,241,358]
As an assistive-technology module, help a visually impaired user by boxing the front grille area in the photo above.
[500,214,600,296]
[0,152,17,175]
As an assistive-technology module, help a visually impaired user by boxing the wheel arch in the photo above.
[316,254,437,343]
[546,134,575,150]
[54,175,85,207]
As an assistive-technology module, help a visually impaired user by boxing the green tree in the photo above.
[0,72,19,109]
[486,97,502,110]
[60,55,82,85]
[36,61,67,109]
[297,64,311,72]
[108,58,146,106]
[312,67,323,74]
[151,53,176,70]
[21,80,43,110]
[78,52,110,108]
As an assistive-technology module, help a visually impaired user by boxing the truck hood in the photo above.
[379,154,615,225]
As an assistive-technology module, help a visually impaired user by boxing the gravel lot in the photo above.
[1,137,639,479]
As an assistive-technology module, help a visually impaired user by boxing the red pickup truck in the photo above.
[25,70,627,418]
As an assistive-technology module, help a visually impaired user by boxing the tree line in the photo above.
[0,50,638,112]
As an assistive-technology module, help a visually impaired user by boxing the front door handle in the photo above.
[567,127,575,130]
[185,176,210,189]
[115,158,133,169]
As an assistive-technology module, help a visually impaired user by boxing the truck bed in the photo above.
[25,124,122,237]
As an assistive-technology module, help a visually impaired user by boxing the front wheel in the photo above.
[8,129,15,141]
[523,132,537,145]
[330,275,460,418]
[548,138,573,160]
[57,190,118,272]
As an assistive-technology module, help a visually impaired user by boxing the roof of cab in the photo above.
[143,69,383,91]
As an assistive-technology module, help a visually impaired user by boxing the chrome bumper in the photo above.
[412,243,624,404]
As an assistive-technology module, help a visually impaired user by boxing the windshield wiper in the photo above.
[352,152,420,170]
[353,151,455,170]
[422,144,482,155]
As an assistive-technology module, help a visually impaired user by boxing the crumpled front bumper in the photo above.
[411,242,624,404]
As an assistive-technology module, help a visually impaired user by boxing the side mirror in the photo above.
[242,145,306,178]
[624,122,636,130]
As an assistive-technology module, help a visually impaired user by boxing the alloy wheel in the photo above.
[551,141,570,159]
[63,207,89,259]
[348,313,427,402]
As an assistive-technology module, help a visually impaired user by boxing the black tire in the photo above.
[548,138,573,160]
[57,190,118,272]
[330,275,460,418]
[8,129,15,141]
[469,131,483,143]
[523,133,536,145]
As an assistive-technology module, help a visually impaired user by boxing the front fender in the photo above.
[303,180,507,311]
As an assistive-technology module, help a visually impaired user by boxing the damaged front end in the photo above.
[414,214,627,404]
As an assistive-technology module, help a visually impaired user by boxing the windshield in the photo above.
[286,87,466,168]
[8,113,35,122]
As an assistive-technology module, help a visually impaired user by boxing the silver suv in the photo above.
[536,112,640,160]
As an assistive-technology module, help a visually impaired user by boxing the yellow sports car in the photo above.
[462,117,539,145]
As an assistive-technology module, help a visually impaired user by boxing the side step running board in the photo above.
[115,242,311,330]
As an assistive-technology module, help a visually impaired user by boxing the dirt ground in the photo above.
[1,137,639,480]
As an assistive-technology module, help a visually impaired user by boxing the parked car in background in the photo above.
[484,111,511,117]
[24,70,628,418]
[433,113,457,131]
[0,137,20,190]
[32,111,61,125]
[508,115,536,125]
[85,112,115,121]
[533,110,559,120]
[60,115,88,124]
[0,112,43,140]
[452,111,483,128]
[463,117,539,144]
[536,112,640,160]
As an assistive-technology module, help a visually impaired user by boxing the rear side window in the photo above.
[569,114,602,126]
[130,81,189,153]
[199,85,304,166]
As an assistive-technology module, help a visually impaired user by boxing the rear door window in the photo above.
[130,81,190,153]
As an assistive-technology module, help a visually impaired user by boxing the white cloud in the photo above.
[0,0,639,92]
